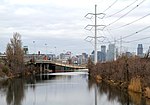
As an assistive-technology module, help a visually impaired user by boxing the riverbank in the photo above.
[0,61,38,81]
[88,56,150,99]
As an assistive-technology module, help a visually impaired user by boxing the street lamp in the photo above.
[45,43,47,54]
[33,41,36,54]
[32,41,36,60]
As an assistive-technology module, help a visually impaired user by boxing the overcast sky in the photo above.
[0,0,150,55]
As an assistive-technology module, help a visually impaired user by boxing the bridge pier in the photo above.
[40,64,43,73]
[39,64,46,79]
[45,64,49,79]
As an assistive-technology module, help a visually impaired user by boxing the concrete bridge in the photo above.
[34,60,87,73]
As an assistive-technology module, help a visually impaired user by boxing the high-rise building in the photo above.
[91,50,100,62]
[106,44,115,61]
[137,44,143,57]
[101,45,106,62]
[101,45,106,53]
[91,50,95,62]
[97,51,103,62]
[91,46,106,63]
[82,53,88,64]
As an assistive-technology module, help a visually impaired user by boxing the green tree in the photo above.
[6,32,24,73]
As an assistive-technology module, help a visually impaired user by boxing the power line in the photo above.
[121,25,150,40]
[124,36,150,43]
[107,0,146,27]
[96,25,150,44]
[103,0,118,13]
[104,25,150,44]
[109,13,150,30]
[105,0,138,18]
[101,19,115,40]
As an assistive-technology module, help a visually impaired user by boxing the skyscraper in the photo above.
[101,45,106,53]
[101,45,106,62]
[137,44,143,57]
[91,45,106,63]
[106,44,115,61]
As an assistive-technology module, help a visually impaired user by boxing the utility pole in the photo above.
[95,84,97,105]
[85,5,106,64]
[94,5,98,64]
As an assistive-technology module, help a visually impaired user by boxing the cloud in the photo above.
[0,3,86,40]
[5,0,51,5]
[0,0,150,54]
[14,7,38,16]
[0,5,8,13]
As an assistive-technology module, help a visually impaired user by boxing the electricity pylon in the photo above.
[85,5,106,64]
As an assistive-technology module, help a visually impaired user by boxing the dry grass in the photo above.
[146,99,150,105]
[88,56,150,96]
[128,76,142,92]
[145,87,150,98]
[96,75,102,83]
[128,91,142,105]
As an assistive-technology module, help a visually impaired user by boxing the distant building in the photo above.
[137,44,144,57]
[91,50,95,62]
[0,54,6,60]
[81,53,88,64]
[101,45,106,53]
[58,51,72,64]
[91,50,106,63]
[47,54,55,61]
[76,55,83,65]
[122,52,133,58]
[106,44,115,61]
[75,53,88,65]
[97,51,104,62]
[59,53,65,60]
[23,46,28,54]
[101,45,106,62]
[116,47,119,59]
[59,52,71,60]
[71,56,78,64]
[91,50,100,62]
[89,45,106,63]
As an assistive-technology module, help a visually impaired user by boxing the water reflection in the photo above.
[0,76,38,105]
[0,72,149,105]
[88,78,147,105]
[0,79,26,105]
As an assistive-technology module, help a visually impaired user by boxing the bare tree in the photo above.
[6,32,24,73]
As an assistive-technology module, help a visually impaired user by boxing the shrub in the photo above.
[2,66,9,74]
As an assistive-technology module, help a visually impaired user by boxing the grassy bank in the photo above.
[88,56,150,98]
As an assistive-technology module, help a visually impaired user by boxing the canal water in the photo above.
[0,71,149,105]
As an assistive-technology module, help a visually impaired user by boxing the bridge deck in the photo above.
[35,60,86,69]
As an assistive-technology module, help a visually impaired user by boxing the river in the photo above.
[0,71,149,105]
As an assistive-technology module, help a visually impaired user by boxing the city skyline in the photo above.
[0,0,150,55]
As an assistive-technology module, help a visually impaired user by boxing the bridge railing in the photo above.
[35,60,86,69]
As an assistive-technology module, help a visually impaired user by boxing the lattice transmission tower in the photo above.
[85,5,106,64]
